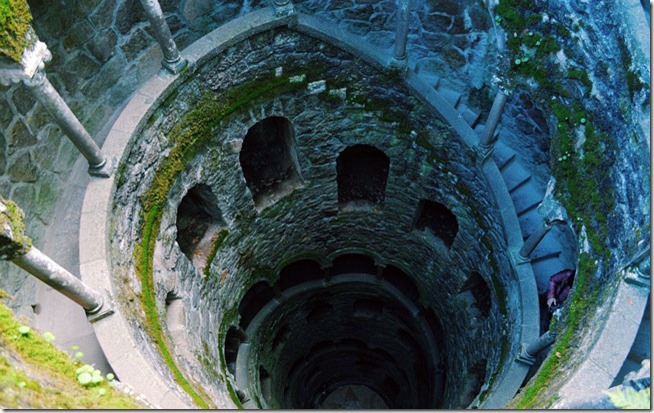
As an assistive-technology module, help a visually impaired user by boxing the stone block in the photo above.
[120,28,153,62]
[11,86,36,115]
[9,119,37,153]
[59,52,101,93]
[183,0,214,22]
[87,28,117,63]
[54,132,81,175]
[25,104,52,131]
[7,151,39,183]
[165,14,185,35]
[83,54,125,101]
[62,21,95,50]
[115,0,148,36]
[89,0,115,30]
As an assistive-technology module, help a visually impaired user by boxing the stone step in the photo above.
[516,200,541,218]
[458,105,482,128]
[493,145,517,172]
[512,188,543,216]
[530,256,569,294]
[437,85,462,108]
[500,161,531,193]
[508,175,532,194]
[518,209,544,240]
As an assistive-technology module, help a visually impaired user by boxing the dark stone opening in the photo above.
[226,258,446,409]
[460,272,491,317]
[238,281,275,329]
[277,259,324,291]
[176,184,225,261]
[458,359,488,408]
[336,144,390,210]
[382,264,421,302]
[239,117,302,209]
[331,253,377,276]
[414,199,459,248]
[225,326,246,376]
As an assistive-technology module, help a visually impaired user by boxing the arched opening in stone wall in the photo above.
[239,117,302,210]
[227,257,446,409]
[382,264,421,302]
[413,199,459,248]
[225,326,246,376]
[277,259,324,291]
[336,144,390,210]
[238,281,275,329]
[459,271,492,317]
[459,359,488,408]
[175,184,226,269]
[331,253,377,275]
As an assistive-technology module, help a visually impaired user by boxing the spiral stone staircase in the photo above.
[0,0,649,409]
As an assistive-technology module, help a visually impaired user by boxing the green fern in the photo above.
[605,386,650,409]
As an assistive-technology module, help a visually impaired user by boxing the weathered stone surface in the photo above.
[182,0,214,22]
[0,197,32,260]
[111,30,515,409]
[0,134,6,175]
[7,151,39,183]
[9,120,37,152]
[120,29,153,62]
[89,0,115,29]
[62,21,95,49]
[115,0,148,35]
[11,87,36,115]
[59,52,102,93]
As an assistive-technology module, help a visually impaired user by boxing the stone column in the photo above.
[271,0,295,17]
[518,218,566,261]
[13,248,104,313]
[0,29,112,178]
[138,0,188,74]
[517,330,555,365]
[518,219,552,261]
[391,0,412,68]
[478,90,508,160]
[0,198,112,320]
[23,70,112,177]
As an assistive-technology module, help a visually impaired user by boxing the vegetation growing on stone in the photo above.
[0,197,32,260]
[133,69,315,408]
[495,0,627,407]
[0,0,32,63]
[203,229,228,279]
[0,295,143,408]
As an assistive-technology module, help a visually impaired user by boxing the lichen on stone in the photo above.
[0,196,32,260]
[0,0,33,63]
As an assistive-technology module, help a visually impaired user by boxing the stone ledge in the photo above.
[79,6,542,410]
[553,274,650,406]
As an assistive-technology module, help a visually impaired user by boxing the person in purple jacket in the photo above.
[546,269,576,309]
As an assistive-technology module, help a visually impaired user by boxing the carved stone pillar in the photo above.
[138,0,188,74]
[0,198,112,320]
[0,29,112,177]
[391,0,412,68]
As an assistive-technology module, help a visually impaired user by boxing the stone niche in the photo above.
[111,28,522,409]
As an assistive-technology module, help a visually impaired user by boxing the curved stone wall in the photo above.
[102,19,533,408]
[0,0,648,410]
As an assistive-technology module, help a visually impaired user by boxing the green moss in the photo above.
[510,254,599,408]
[567,68,591,88]
[0,197,33,259]
[626,69,644,100]
[0,297,143,408]
[203,229,228,279]
[0,0,32,63]
[133,67,327,407]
